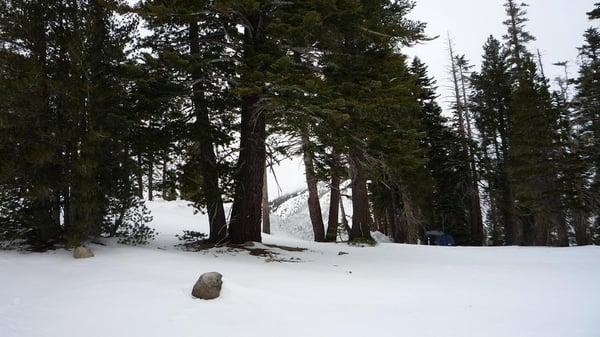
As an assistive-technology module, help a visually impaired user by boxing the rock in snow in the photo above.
[192,272,223,300]
[73,246,94,259]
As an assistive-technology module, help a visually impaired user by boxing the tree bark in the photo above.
[349,150,372,241]
[556,208,569,247]
[228,93,265,244]
[459,66,484,246]
[401,191,421,244]
[497,104,517,246]
[262,163,271,234]
[449,38,483,246]
[302,136,325,242]
[339,196,351,240]
[533,214,549,246]
[325,166,341,242]
[189,19,227,243]
[575,207,589,246]
[521,214,534,246]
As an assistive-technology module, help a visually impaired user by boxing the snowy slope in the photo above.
[1,200,599,337]
[270,182,353,241]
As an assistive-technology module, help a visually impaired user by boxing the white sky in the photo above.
[268,0,597,198]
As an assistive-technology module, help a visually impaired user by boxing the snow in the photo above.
[1,199,599,337]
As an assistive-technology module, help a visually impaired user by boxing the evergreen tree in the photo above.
[137,0,235,243]
[471,36,515,245]
[447,38,484,245]
[410,58,472,245]
[572,3,600,245]
[319,0,426,243]
[214,0,286,244]
[0,0,151,249]
[503,0,562,246]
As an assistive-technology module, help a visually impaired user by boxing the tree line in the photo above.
[0,0,598,250]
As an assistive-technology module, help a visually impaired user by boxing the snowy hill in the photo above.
[269,182,353,241]
[1,200,599,337]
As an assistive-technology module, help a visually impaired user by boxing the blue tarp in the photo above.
[425,231,456,246]
[438,234,455,246]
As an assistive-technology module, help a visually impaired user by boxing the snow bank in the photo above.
[0,200,599,337]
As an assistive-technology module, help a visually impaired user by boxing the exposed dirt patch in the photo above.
[225,243,306,263]
[263,244,308,252]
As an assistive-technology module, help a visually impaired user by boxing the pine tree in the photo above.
[1,0,151,248]
[215,0,286,244]
[137,0,234,243]
[447,38,484,245]
[411,58,472,245]
[503,0,562,246]
[572,3,600,245]
[471,36,516,245]
[318,0,426,243]
[0,1,61,248]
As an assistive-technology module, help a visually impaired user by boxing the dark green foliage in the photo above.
[135,0,234,242]
[411,58,472,245]
[470,36,514,245]
[348,236,377,247]
[176,230,209,251]
[2,0,598,250]
[569,3,600,245]
[0,0,150,249]
[314,0,427,243]
[498,0,562,245]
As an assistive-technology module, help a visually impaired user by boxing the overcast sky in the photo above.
[268,0,597,198]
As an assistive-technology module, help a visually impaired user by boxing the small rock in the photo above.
[192,272,223,300]
[73,246,94,259]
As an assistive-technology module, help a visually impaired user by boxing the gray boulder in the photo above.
[73,246,94,259]
[192,272,223,300]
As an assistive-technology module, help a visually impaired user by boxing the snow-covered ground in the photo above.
[1,200,599,337]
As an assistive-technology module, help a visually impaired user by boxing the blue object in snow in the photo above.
[437,234,455,246]
[425,230,456,246]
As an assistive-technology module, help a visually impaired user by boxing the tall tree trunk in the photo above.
[574,207,589,246]
[302,136,325,242]
[349,150,372,241]
[459,64,484,246]
[533,213,549,246]
[521,214,534,246]
[262,163,271,234]
[325,165,341,242]
[556,210,569,247]
[401,191,421,244]
[189,19,227,243]
[390,189,405,243]
[228,92,265,244]
[339,195,351,240]
[448,37,483,245]
[497,108,517,245]
[147,155,154,201]
[29,2,61,247]
[498,140,516,245]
